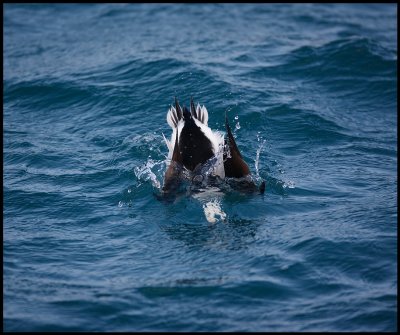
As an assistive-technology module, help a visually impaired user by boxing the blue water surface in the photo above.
[3,3,397,332]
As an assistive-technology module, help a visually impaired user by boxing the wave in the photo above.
[247,37,397,82]
[4,79,98,114]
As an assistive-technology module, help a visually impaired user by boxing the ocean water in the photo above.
[3,3,397,332]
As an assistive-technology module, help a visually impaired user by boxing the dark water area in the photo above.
[3,3,397,331]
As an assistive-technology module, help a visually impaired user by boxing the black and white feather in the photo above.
[163,98,225,178]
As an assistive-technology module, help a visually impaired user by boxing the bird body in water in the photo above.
[161,97,265,198]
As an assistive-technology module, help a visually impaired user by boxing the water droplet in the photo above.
[118,201,123,207]
[127,188,131,193]
[235,122,241,130]
[254,139,266,178]
[234,115,239,120]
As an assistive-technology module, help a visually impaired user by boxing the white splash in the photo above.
[202,199,227,224]
[191,187,226,223]
[255,133,266,179]
[283,180,295,189]
[133,158,162,189]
